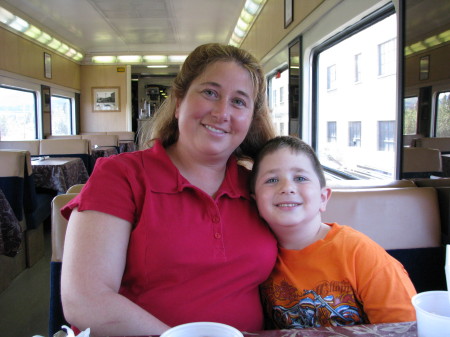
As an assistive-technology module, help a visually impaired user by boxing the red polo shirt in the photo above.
[62,140,277,332]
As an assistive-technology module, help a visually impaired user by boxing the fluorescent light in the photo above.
[228,0,266,47]
[47,38,62,50]
[36,32,52,44]
[143,55,167,63]
[92,55,116,63]
[146,65,168,68]
[8,16,29,32]
[57,43,70,54]
[73,52,84,61]
[24,25,42,39]
[117,55,142,63]
[168,55,187,63]
[65,48,77,57]
[0,7,14,24]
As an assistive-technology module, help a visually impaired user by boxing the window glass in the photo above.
[403,96,418,135]
[51,95,72,135]
[436,91,450,137]
[327,121,337,142]
[316,13,397,179]
[0,87,37,140]
[268,68,289,135]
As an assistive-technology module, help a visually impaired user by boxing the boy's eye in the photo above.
[294,176,307,182]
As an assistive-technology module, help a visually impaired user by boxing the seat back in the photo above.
[0,140,40,155]
[415,137,450,154]
[46,135,82,140]
[322,187,445,292]
[39,139,92,173]
[106,131,135,141]
[49,193,78,337]
[402,147,442,178]
[66,183,85,193]
[327,179,416,189]
[81,134,119,148]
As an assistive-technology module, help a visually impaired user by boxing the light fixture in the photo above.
[92,55,116,63]
[147,65,169,68]
[229,0,267,47]
[168,55,188,63]
[117,55,142,63]
[143,55,167,63]
[0,4,84,62]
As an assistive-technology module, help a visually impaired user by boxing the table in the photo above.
[240,321,417,336]
[31,157,89,194]
[0,187,22,257]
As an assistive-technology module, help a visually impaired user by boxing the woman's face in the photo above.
[175,61,255,161]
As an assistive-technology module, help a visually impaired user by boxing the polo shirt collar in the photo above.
[144,140,250,200]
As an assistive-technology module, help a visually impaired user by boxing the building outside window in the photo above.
[378,120,395,151]
[378,38,396,76]
[348,121,361,147]
[354,53,362,83]
[327,121,337,142]
[327,64,336,90]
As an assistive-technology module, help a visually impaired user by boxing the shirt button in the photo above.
[212,216,220,223]
[214,233,222,239]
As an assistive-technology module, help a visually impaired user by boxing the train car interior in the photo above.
[0,0,449,336]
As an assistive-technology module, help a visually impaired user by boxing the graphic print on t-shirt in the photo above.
[262,278,368,328]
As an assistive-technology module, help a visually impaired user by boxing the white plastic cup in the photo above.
[412,291,450,337]
[160,322,244,337]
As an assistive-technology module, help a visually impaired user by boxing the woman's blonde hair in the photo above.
[140,43,276,161]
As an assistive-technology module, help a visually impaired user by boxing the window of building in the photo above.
[378,38,396,76]
[0,86,37,140]
[327,121,337,142]
[378,120,395,151]
[280,87,284,105]
[436,91,450,137]
[354,53,362,83]
[268,68,289,136]
[327,64,336,90]
[348,121,361,147]
[51,95,73,135]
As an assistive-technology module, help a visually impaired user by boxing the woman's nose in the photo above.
[211,100,230,121]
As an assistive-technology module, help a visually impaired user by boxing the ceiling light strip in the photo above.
[229,0,267,47]
[0,5,84,62]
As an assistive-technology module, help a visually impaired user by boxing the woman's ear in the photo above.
[175,98,181,119]
[319,187,332,212]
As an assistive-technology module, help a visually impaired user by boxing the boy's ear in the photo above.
[319,187,332,212]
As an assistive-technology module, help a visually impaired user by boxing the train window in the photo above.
[51,95,72,135]
[435,91,450,137]
[0,86,37,140]
[268,68,289,135]
[404,96,418,135]
[314,11,397,179]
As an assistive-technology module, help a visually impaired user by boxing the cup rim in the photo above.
[412,290,450,319]
[160,321,243,337]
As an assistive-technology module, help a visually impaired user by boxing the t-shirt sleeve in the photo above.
[61,155,138,224]
[353,236,417,323]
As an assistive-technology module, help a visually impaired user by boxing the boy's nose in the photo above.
[279,180,296,194]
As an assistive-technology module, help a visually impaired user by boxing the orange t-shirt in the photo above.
[260,223,416,329]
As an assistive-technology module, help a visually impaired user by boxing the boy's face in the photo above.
[252,148,331,231]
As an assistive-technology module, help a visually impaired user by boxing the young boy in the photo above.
[250,136,416,329]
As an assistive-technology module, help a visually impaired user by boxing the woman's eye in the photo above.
[232,97,246,107]
[265,178,278,184]
[202,89,217,98]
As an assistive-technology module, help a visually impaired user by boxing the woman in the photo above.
[61,43,277,336]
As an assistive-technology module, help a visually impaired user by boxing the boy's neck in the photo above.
[277,222,330,250]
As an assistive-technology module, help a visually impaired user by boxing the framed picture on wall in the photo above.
[92,87,120,112]
[44,53,52,79]
[284,0,293,28]
[419,55,430,81]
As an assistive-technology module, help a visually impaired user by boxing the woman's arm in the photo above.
[61,208,170,336]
